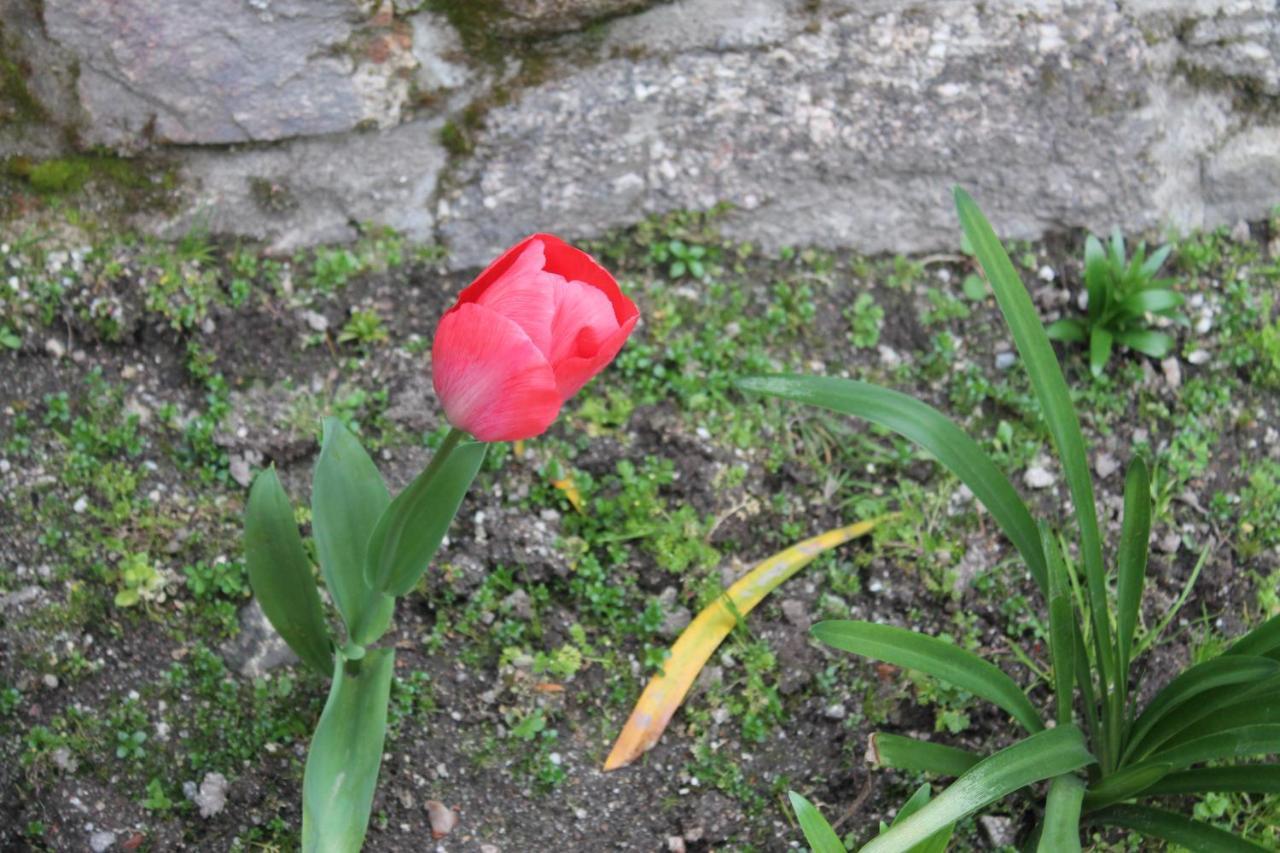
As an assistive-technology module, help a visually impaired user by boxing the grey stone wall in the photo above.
[3,0,1278,264]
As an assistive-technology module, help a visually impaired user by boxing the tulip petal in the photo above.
[432,303,561,442]
[553,313,639,399]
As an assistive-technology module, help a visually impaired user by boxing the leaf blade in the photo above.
[1115,458,1151,684]
[244,468,333,677]
[870,733,980,777]
[1038,775,1085,853]
[604,519,884,770]
[788,791,845,853]
[366,435,486,597]
[860,726,1094,853]
[812,620,1043,734]
[302,649,396,853]
[1089,805,1269,852]
[312,418,395,645]
[736,375,1046,593]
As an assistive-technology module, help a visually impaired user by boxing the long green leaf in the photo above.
[1124,656,1280,761]
[814,621,1043,733]
[1143,724,1280,772]
[1115,458,1151,687]
[302,648,396,853]
[860,726,1094,853]
[1120,290,1183,316]
[1083,236,1107,321]
[736,376,1045,593]
[1080,762,1172,811]
[1043,524,1075,726]
[1038,775,1084,853]
[955,189,1112,705]
[1145,765,1280,796]
[870,733,981,777]
[244,468,333,677]
[887,785,953,853]
[788,791,845,853]
[1130,675,1280,760]
[1089,327,1113,377]
[366,431,486,597]
[313,418,395,645]
[1227,613,1280,658]
[1090,805,1269,852]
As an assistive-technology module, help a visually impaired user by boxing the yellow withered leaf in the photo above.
[603,517,887,771]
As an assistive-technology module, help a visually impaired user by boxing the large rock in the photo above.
[437,0,1280,266]
[4,0,1279,261]
[40,0,409,149]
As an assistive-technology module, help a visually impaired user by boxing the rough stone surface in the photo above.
[438,0,1280,266]
[152,120,448,252]
[42,0,374,149]
[220,600,298,679]
[7,0,1280,261]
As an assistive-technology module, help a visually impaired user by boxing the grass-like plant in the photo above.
[740,190,1280,851]
[1046,228,1183,376]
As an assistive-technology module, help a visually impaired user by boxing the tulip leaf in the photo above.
[812,620,1044,734]
[366,432,486,597]
[1226,613,1280,658]
[1081,762,1173,811]
[860,726,1093,853]
[244,468,332,677]
[1114,328,1173,358]
[302,648,395,853]
[735,375,1046,594]
[870,733,980,777]
[313,418,395,645]
[787,791,844,853]
[1043,524,1076,727]
[1142,724,1280,772]
[1130,675,1280,760]
[1038,775,1085,853]
[604,519,884,771]
[880,785,953,853]
[1090,805,1269,852]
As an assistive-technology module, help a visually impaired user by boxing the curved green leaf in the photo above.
[736,376,1045,593]
[861,726,1094,853]
[244,468,333,677]
[1046,319,1086,343]
[1089,327,1113,377]
[1120,290,1183,316]
[1043,524,1076,726]
[1114,329,1173,358]
[1090,805,1269,852]
[1145,765,1280,797]
[870,733,980,777]
[813,620,1043,733]
[1124,656,1280,761]
[1083,235,1107,321]
[1038,775,1084,853]
[955,188,1111,698]
[313,418,395,645]
[788,791,844,853]
[1115,458,1151,684]
[366,431,486,597]
[1130,675,1280,760]
[1143,724,1280,772]
[886,785,953,853]
[1081,762,1172,811]
[302,648,396,853]
[1139,244,1172,279]
[1227,613,1280,658]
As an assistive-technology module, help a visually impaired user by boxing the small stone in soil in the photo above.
[1023,466,1056,489]
[425,799,458,838]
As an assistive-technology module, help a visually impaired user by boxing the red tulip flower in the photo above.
[432,234,640,442]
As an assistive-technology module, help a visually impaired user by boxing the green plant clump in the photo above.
[1047,229,1184,376]
[746,190,1280,852]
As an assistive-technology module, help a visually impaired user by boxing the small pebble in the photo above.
[994,351,1017,370]
[425,800,458,839]
[1024,466,1056,489]
[1094,453,1120,480]
[44,338,65,359]
[1187,349,1210,365]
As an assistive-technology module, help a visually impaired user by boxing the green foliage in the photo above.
[845,292,884,349]
[1046,230,1184,376]
[338,308,389,348]
[112,551,164,608]
[750,191,1279,851]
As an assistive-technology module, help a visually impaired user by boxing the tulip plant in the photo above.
[742,190,1280,851]
[244,235,638,851]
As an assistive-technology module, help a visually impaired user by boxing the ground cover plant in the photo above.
[745,191,1280,851]
[1,189,1278,850]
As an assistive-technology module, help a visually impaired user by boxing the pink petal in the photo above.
[553,312,640,399]
[431,303,562,442]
